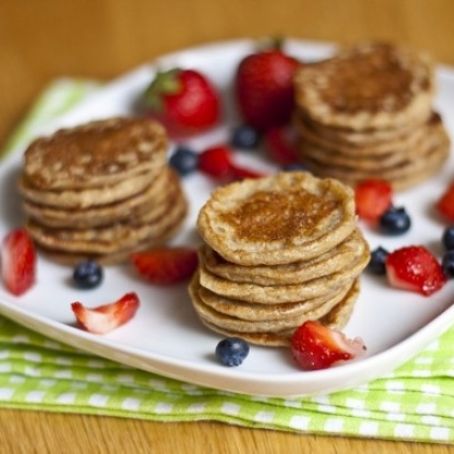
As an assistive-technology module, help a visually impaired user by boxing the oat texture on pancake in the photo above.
[19,117,187,265]
[190,172,369,346]
[294,42,450,190]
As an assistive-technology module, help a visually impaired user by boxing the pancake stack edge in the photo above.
[19,117,187,265]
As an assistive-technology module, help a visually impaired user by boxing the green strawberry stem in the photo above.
[257,35,284,52]
[143,68,182,111]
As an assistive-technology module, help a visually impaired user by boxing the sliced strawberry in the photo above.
[291,321,366,371]
[131,247,198,285]
[198,145,234,179]
[355,179,393,222]
[437,182,454,221]
[386,246,446,296]
[1,228,37,296]
[198,145,264,181]
[71,292,140,335]
[264,127,299,165]
[229,164,266,180]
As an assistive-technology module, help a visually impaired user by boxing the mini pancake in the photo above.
[295,110,430,146]
[295,112,442,160]
[197,246,369,304]
[26,189,187,255]
[197,172,356,266]
[18,169,158,209]
[200,228,368,286]
[191,272,353,328]
[23,117,167,190]
[23,168,175,228]
[302,134,450,191]
[299,118,447,171]
[39,209,187,266]
[294,42,434,130]
[192,285,350,333]
[193,280,360,347]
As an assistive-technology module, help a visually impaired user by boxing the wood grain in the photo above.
[0,410,451,454]
[0,0,453,452]
[1,0,454,146]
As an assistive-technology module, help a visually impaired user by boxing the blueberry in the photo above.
[442,226,454,251]
[442,251,454,278]
[231,125,260,149]
[215,337,250,367]
[73,261,103,289]
[368,246,389,275]
[282,162,307,172]
[169,146,198,176]
[379,206,411,235]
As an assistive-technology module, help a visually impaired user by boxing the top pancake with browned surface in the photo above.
[294,42,434,130]
[197,172,356,266]
[23,117,167,190]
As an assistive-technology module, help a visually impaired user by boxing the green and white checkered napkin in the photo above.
[1,80,453,444]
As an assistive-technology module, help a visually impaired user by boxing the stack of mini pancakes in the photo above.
[19,117,187,265]
[294,42,450,190]
[189,172,370,347]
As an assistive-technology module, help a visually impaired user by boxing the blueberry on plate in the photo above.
[231,125,260,149]
[169,146,199,176]
[442,251,454,278]
[282,162,307,172]
[73,261,103,289]
[368,246,389,275]
[215,337,250,367]
[379,206,411,235]
[442,226,454,251]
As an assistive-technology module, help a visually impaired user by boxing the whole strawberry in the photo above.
[235,43,299,131]
[143,69,220,136]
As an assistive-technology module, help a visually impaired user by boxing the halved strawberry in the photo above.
[386,246,446,296]
[291,321,366,371]
[71,292,140,335]
[437,182,454,221]
[1,228,37,296]
[131,247,198,285]
[264,127,299,165]
[355,179,393,222]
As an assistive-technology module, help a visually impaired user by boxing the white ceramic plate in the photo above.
[0,39,453,397]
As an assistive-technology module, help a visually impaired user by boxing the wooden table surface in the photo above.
[1,1,453,452]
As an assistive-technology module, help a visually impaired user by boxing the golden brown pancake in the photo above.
[200,228,368,286]
[197,172,356,266]
[23,117,167,190]
[294,42,434,130]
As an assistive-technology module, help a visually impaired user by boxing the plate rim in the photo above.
[0,289,453,396]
